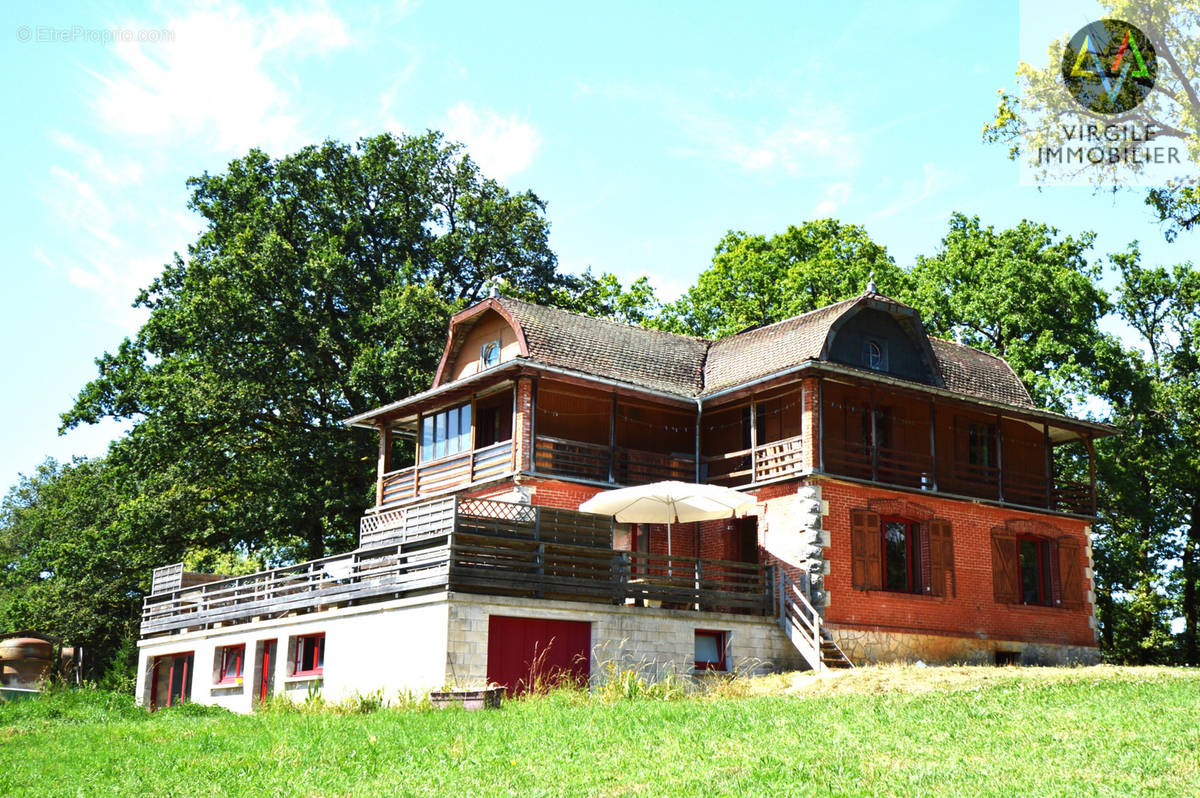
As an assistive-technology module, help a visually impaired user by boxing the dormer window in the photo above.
[481,339,501,369]
[864,340,887,371]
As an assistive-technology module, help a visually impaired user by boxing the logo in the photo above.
[1061,19,1156,114]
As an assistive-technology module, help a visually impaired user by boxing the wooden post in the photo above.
[608,392,617,484]
[928,401,938,492]
[414,412,423,498]
[528,378,538,473]
[1086,435,1097,516]
[534,506,544,598]
[996,413,1005,504]
[869,393,879,483]
[376,422,392,508]
[749,396,759,484]
[817,379,825,472]
[1043,423,1053,509]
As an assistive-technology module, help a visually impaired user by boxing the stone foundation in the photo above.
[828,626,1101,666]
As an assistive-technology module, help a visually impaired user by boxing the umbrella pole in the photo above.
[666,518,672,578]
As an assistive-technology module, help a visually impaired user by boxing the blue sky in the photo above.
[0,0,1184,490]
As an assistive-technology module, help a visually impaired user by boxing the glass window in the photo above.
[694,630,726,671]
[481,340,501,368]
[1019,537,1053,605]
[882,518,922,594]
[421,403,477,462]
[217,645,244,684]
[294,633,324,676]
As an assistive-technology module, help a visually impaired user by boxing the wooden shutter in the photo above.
[929,519,955,598]
[990,529,1019,604]
[850,509,881,590]
[1057,538,1085,610]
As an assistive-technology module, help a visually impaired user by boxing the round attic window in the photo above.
[481,340,501,368]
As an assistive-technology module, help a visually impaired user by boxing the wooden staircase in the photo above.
[776,568,853,671]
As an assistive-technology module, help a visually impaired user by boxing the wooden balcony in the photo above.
[824,442,1093,515]
[141,497,772,636]
[704,434,806,488]
[378,440,513,507]
[532,435,695,485]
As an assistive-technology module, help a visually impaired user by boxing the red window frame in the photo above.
[293,633,325,676]
[149,651,194,710]
[694,630,727,671]
[217,644,245,685]
[880,516,921,594]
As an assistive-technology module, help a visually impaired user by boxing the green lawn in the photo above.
[2,667,1197,797]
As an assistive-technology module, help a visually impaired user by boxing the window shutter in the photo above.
[1057,538,1085,610]
[929,519,955,598]
[990,529,1019,604]
[919,523,933,594]
[850,509,881,590]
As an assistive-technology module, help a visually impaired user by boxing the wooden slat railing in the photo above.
[378,440,514,507]
[823,441,934,490]
[704,434,806,487]
[533,435,696,486]
[142,497,771,636]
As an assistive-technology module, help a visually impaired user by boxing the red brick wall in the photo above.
[818,478,1095,648]
[513,377,534,473]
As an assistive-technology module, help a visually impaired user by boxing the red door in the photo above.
[486,616,591,696]
[257,640,276,705]
[149,652,194,710]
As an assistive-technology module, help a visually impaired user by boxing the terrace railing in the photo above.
[141,496,772,637]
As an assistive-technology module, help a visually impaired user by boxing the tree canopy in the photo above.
[655,220,903,338]
[983,0,1200,239]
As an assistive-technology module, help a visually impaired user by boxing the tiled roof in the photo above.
[497,298,710,396]
[493,294,1035,409]
[702,297,859,393]
[928,337,1034,408]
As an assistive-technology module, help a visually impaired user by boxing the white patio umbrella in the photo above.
[578,481,756,558]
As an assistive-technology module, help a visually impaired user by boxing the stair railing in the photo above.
[776,567,824,671]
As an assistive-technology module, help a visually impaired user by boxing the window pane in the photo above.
[446,408,460,456]
[695,633,721,666]
[1020,539,1042,604]
[434,412,446,459]
[459,403,472,452]
[884,521,910,591]
[421,417,433,463]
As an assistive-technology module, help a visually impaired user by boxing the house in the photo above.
[135,286,1110,711]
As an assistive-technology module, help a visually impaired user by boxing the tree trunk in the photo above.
[1184,494,1200,665]
[305,521,326,562]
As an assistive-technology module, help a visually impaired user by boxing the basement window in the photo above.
[694,630,728,672]
[216,644,245,685]
[293,633,325,677]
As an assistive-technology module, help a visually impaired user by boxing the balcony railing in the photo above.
[824,442,1093,515]
[141,496,772,636]
[533,435,695,485]
[704,434,807,488]
[379,440,513,507]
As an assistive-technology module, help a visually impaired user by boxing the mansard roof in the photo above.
[494,292,1035,408]
[347,290,1048,428]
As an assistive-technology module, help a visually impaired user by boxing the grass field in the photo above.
[2,666,1197,797]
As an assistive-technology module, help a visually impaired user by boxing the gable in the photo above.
[824,307,941,386]
[433,301,529,388]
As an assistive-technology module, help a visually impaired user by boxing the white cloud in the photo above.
[872,163,955,220]
[443,102,542,180]
[657,95,860,178]
[90,2,351,154]
[814,182,853,216]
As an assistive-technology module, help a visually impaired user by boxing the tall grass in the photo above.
[2,666,1198,797]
